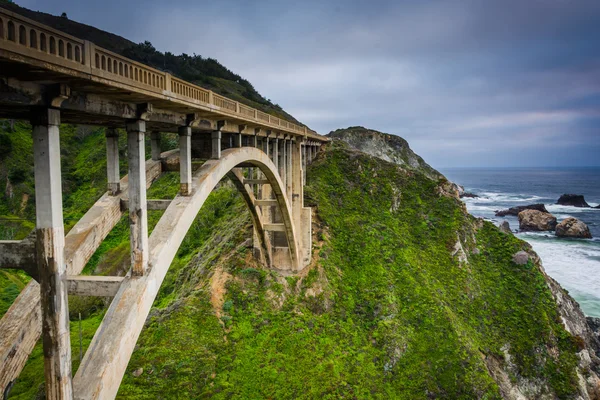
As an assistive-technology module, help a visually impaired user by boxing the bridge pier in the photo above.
[286,139,293,200]
[105,128,120,195]
[32,108,74,400]
[178,126,192,196]
[212,130,222,159]
[150,131,161,161]
[126,120,149,276]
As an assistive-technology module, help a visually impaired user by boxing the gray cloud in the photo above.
[19,0,600,167]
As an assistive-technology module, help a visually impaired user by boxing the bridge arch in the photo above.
[165,146,301,272]
[71,146,302,398]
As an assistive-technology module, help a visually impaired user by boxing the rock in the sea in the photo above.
[557,194,590,208]
[495,204,548,217]
[512,251,529,265]
[498,221,512,234]
[555,217,592,239]
[460,192,479,199]
[518,210,557,231]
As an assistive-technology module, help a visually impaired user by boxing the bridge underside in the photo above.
[0,6,326,398]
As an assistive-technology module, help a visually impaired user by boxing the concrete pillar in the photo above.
[105,128,120,195]
[126,120,149,276]
[233,132,242,148]
[286,139,293,201]
[279,138,286,190]
[179,126,192,196]
[150,131,161,161]
[212,130,221,159]
[272,138,279,171]
[292,139,305,267]
[302,144,307,185]
[31,108,73,400]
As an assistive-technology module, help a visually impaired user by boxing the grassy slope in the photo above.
[1,125,582,398]
[116,143,580,399]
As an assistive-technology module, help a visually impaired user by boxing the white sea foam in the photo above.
[470,192,545,204]
[517,233,600,317]
[546,204,600,214]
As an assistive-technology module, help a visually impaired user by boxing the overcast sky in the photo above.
[17,0,600,168]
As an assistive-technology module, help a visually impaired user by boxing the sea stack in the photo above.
[495,204,548,217]
[555,217,592,239]
[557,194,590,208]
[518,209,557,231]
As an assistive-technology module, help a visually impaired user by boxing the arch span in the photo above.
[72,146,302,399]
[227,168,274,266]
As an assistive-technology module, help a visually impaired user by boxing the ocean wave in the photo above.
[461,191,547,206]
[523,237,600,317]
[546,204,600,214]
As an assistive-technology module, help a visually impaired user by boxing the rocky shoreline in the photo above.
[492,193,595,239]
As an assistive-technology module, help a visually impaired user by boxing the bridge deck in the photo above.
[0,6,326,141]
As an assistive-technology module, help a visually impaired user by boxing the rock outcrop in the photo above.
[498,221,512,234]
[495,203,548,217]
[518,209,557,231]
[460,192,479,199]
[555,217,593,239]
[327,127,443,180]
[557,194,591,208]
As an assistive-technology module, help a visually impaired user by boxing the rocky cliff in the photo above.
[327,126,443,180]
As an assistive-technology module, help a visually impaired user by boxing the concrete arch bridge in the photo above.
[0,7,328,399]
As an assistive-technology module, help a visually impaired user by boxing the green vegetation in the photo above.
[118,143,580,398]
[0,123,584,398]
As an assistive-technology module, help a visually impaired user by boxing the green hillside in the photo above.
[1,122,596,398]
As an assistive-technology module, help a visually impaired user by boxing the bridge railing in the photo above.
[0,7,321,139]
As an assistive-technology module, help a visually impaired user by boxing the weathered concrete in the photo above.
[0,236,37,279]
[105,128,120,195]
[0,154,164,396]
[212,130,221,159]
[286,139,293,200]
[264,223,286,232]
[150,131,161,161]
[178,126,192,196]
[255,200,279,206]
[120,199,172,211]
[72,147,300,399]
[32,107,73,400]
[126,120,149,276]
[245,179,269,185]
[226,168,271,266]
[67,276,124,297]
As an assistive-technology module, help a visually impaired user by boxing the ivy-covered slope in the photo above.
[2,122,600,398]
[116,142,598,398]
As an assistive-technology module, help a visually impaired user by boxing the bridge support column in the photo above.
[286,139,293,201]
[212,130,221,159]
[105,128,120,195]
[233,132,242,148]
[126,120,149,276]
[31,108,74,400]
[302,144,307,185]
[279,138,286,191]
[179,126,192,196]
[262,136,272,261]
[150,131,161,161]
[292,139,311,268]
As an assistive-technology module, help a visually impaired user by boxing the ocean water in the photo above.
[441,167,600,318]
